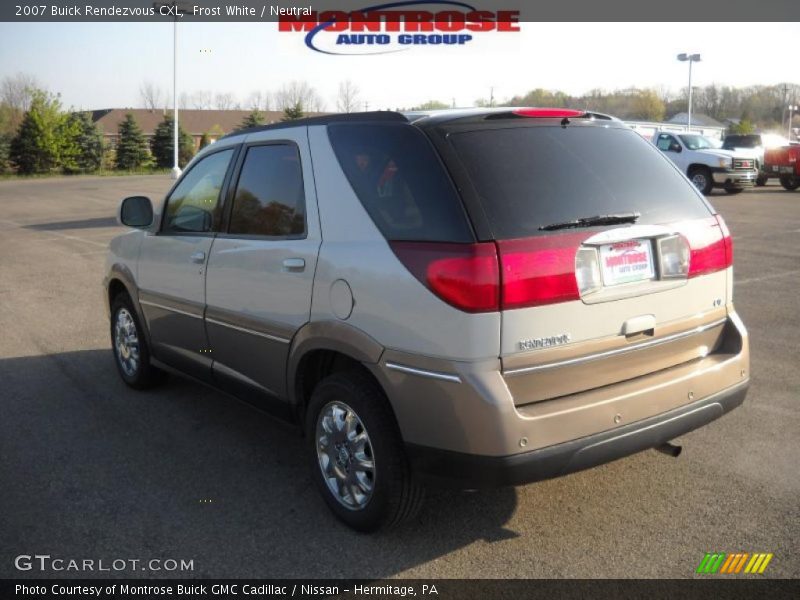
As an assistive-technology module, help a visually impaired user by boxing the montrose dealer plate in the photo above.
[599,239,655,286]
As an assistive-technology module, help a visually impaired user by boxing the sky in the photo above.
[0,21,798,111]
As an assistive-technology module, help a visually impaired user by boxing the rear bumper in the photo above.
[407,379,748,488]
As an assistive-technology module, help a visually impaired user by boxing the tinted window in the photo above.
[328,123,472,242]
[163,149,233,233]
[448,125,711,240]
[229,144,306,237]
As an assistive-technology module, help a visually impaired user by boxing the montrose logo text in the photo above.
[278,1,520,55]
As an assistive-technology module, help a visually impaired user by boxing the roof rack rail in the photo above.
[218,111,408,141]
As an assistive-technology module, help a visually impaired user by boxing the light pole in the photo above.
[154,1,191,179]
[788,103,798,141]
[677,53,701,130]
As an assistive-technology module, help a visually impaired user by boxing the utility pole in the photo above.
[677,53,701,130]
[154,1,191,179]
[782,83,790,129]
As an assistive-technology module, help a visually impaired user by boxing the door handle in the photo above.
[190,251,206,264]
[622,314,656,337]
[282,257,305,272]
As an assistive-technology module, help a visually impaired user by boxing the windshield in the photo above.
[446,124,711,240]
[723,136,760,149]
[679,134,716,150]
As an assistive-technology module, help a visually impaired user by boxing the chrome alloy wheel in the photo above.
[316,401,376,510]
[114,308,140,377]
[691,172,708,191]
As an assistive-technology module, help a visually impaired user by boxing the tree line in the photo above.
[490,83,799,132]
[0,73,318,175]
[3,70,797,175]
[140,79,363,114]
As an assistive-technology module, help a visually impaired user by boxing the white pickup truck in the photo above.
[652,131,758,195]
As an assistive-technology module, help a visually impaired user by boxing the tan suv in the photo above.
[105,108,749,531]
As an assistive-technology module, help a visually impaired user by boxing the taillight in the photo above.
[677,216,733,278]
[497,233,589,309]
[390,233,589,312]
[389,241,500,312]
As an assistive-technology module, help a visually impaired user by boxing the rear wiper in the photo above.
[538,212,641,231]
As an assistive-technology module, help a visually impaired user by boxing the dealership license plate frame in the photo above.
[599,239,656,287]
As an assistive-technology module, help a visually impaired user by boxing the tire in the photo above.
[306,370,424,532]
[755,175,768,186]
[724,188,744,195]
[688,167,713,195]
[779,176,800,191]
[110,293,165,389]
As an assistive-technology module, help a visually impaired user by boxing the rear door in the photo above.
[435,120,731,406]
[204,129,321,401]
[137,147,237,379]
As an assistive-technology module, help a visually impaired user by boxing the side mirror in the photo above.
[118,196,154,228]
[669,142,682,153]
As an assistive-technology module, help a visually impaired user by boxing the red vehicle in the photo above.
[764,144,800,190]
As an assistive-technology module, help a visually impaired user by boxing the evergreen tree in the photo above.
[9,90,62,174]
[71,112,103,172]
[150,114,194,168]
[0,133,10,174]
[57,112,82,173]
[56,112,102,173]
[198,131,211,150]
[115,113,150,170]
[240,110,264,129]
[281,102,304,122]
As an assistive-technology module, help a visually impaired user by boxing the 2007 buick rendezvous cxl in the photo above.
[104,108,750,531]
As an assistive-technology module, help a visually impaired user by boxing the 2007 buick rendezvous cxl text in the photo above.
[104,108,750,531]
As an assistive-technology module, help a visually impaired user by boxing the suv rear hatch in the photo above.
[419,111,734,406]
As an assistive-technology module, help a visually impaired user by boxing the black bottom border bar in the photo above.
[3,579,799,600]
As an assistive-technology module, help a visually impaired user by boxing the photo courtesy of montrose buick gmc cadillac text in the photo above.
[104,109,750,531]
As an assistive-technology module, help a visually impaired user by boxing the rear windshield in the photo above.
[447,124,711,240]
[328,123,473,242]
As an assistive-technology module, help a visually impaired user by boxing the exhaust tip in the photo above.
[656,442,682,458]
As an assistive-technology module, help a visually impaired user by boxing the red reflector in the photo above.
[390,241,500,313]
[497,232,590,309]
[512,108,585,118]
[675,216,733,277]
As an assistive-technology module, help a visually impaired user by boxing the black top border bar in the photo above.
[3,0,800,22]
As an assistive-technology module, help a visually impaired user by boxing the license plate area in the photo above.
[599,239,655,286]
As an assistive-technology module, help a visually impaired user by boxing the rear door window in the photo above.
[446,124,711,240]
[228,144,306,237]
[328,123,473,242]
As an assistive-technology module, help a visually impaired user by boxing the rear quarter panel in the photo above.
[306,125,501,362]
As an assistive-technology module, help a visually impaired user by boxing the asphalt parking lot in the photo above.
[0,175,798,579]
